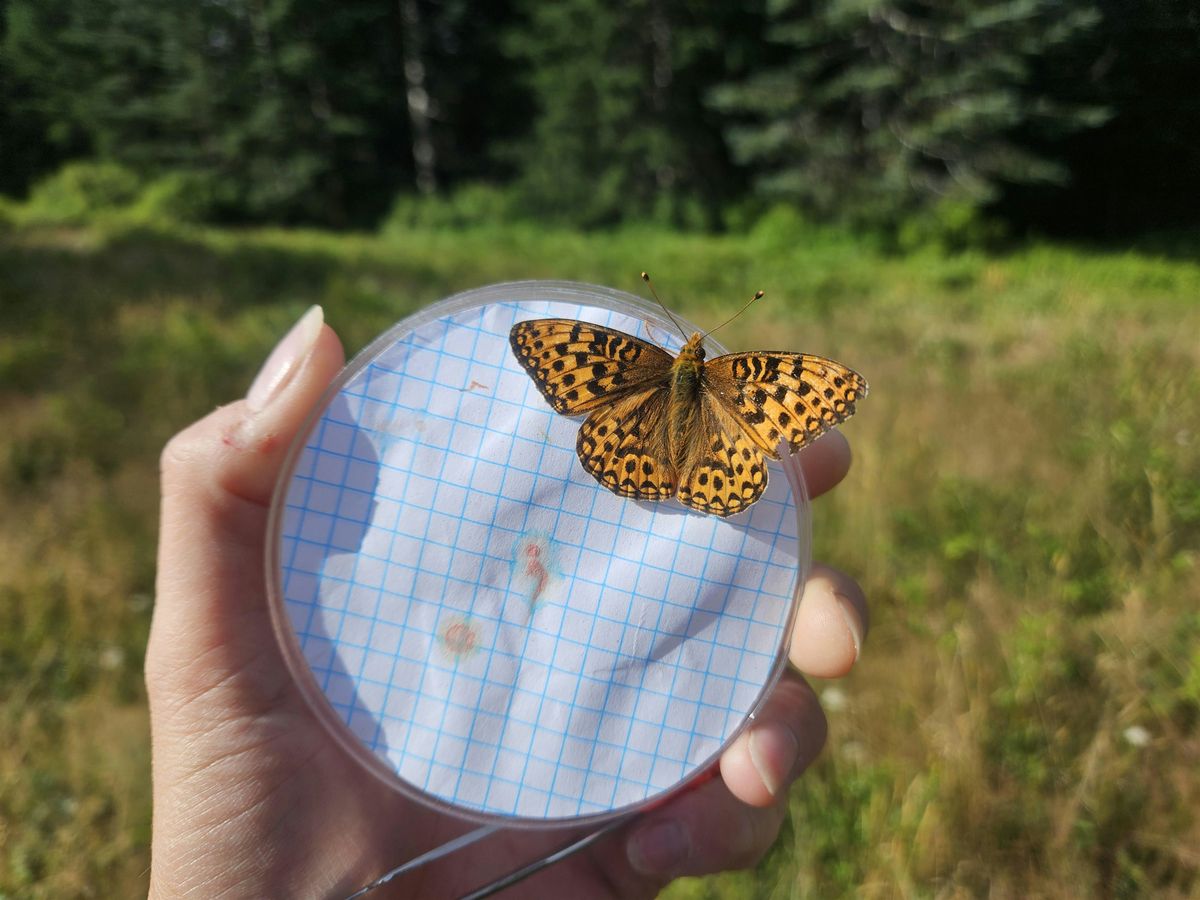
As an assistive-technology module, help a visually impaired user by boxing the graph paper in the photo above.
[274,287,804,821]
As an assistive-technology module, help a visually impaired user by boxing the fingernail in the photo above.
[627,820,688,875]
[834,591,863,662]
[749,721,799,796]
[246,306,324,412]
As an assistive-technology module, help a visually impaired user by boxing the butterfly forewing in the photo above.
[510,319,674,415]
[705,352,868,458]
[577,386,676,500]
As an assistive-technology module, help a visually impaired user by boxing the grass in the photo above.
[1,217,1197,897]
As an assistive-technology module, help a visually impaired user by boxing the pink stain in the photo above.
[441,618,479,658]
[522,542,549,602]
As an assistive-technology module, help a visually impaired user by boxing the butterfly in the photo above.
[509,306,867,518]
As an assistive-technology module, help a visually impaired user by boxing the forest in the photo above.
[2,0,1199,238]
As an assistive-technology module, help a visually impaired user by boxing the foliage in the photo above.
[2,0,1198,233]
[381,182,520,233]
[712,0,1108,226]
[19,162,142,224]
[2,162,216,226]
[502,0,762,229]
[4,0,403,224]
[1,218,1198,895]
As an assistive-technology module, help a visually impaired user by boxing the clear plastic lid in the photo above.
[266,280,811,828]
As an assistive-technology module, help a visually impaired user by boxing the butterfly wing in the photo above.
[576,385,676,501]
[510,318,675,415]
[676,400,769,517]
[703,352,868,458]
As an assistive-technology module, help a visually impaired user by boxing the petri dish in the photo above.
[266,280,812,829]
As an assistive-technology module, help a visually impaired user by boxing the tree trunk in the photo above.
[399,0,438,195]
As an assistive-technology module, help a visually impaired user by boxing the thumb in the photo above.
[150,306,344,682]
[161,305,345,515]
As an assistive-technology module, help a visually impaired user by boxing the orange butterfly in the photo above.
[510,288,867,517]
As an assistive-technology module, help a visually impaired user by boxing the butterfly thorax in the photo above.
[667,333,707,469]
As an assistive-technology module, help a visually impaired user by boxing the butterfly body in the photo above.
[667,334,706,470]
[510,317,866,517]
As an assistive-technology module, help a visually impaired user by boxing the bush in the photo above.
[127,171,219,224]
[748,203,812,247]
[380,182,518,233]
[896,199,1008,254]
[2,162,221,227]
[17,162,143,225]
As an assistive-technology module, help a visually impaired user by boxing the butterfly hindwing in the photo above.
[510,318,674,415]
[576,386,676,501]
[677,401,768,517]
[705,352,868,458]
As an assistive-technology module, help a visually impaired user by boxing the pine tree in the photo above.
[504,0,764,228]
[712,0,1109,226]
[2,0,413,224]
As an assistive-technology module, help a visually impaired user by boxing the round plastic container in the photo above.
[266,280,812,829]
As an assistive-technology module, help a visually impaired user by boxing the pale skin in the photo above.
[148,305,870,898]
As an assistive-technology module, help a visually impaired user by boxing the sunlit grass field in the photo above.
[2,218,1198,897]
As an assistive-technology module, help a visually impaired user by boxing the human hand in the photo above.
[148,305,869,898]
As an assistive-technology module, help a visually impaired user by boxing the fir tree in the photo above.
[504,0,764,229]
[712,0,1109,226]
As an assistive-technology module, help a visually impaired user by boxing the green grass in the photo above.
[1,219,1198,897]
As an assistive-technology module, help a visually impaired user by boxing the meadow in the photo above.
[1,216,1197,898]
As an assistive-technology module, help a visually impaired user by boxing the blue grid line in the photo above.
[607,493,691,808]
[289,592,777,696]
[286,420,330,646]
[393,333,465,799]
[426,312,487,802]
[587,440,687,807]
[441,313,489,807]
[313,416,357,701]
[278,298,802,818]
[680,498,757,767]
[283,510,786,617]
[418,316,464,796]
[300,628,768,710]
[354,364,418,756]
[373,351,433,774]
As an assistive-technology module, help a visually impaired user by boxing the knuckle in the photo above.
[160,424,203,482]
[159,406,238,491]
[730,803,786,869]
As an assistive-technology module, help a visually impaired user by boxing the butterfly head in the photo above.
[678,332,706,364]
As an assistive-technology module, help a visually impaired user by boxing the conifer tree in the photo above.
[712,0,1108,226]
[505,0,764,228]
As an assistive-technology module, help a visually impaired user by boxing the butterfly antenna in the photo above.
[641,271,689,342]
[701,289,766,341]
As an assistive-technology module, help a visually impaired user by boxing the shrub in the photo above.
[127,171,219,224]
[896,199,1009,254]
[2,162,223,227]
[17,162,143,225]
[380,182,517,233]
